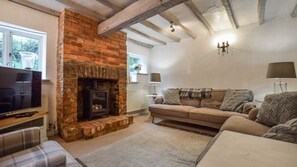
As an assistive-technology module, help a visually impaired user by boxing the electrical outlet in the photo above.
[48,121,52,130]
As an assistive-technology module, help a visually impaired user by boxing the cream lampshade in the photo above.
[266,62,296,93]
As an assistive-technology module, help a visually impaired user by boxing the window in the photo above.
[128,53,148,83]
[0,22,46,78]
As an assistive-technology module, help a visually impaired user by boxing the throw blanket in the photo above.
[179,88,212,99]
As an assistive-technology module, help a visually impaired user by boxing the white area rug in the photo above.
[79,125,212,167]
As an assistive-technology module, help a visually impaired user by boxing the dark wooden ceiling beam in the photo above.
[141,20,181,42]
[221,0,239,29]
[98,0,188,36]
[127,38,154,48]
[291,3,297,18]
[159,11,197,39]
[57,0,106,21]
[258,0,266,24]
[126,27,167,45]
[9,0,61,17]
[184,0,214,33]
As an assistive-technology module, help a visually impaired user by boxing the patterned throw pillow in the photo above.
[162,89,182,105]
[219,89,253,113]
[262,118,297,143]
[256,92,297,126]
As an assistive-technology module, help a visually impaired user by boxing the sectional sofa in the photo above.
[149,89,256,130]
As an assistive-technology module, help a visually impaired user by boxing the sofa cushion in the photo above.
[189,108,248,124]
[200,99,222,109]
[180,99,200,108]
[220,116,270,136]
[162,89,182,105]
[149,104,197,118]
[220,89,252,113]
[257,92,297,126]
[262,118,297,143]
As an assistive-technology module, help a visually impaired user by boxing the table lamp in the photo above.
[150,73,161,95]
[266,62,296,93]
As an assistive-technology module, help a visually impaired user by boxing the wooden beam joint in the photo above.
[258,0,266,25]
[221,0,239,29]
[98,0,188,36]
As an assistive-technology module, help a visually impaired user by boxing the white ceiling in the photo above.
[26,0,297,46]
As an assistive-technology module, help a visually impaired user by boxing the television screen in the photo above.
[0,67,41,115]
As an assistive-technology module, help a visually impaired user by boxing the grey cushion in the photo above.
[220,89,252,113]
[257,92,297,126]
[262,118,297,143]
[162,89,182,105]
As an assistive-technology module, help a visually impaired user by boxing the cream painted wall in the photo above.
[151,18,297,102]
[127,40,151,112]
[0,1,58,126]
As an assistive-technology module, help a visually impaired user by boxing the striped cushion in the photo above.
[0,127,40,157]
[0,141,81,167]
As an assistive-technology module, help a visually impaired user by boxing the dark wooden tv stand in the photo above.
[0,111,48,141]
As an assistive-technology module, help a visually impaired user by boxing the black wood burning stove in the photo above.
[83,81,109,120]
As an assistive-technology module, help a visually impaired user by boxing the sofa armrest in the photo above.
[154,97,163,104]
[242,102,256,114]
[0,141,67,167]
[248,108,259,121]
[0,127,41,157]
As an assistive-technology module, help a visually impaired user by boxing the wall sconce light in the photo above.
[217,41,229,55]
[170,22,175,32]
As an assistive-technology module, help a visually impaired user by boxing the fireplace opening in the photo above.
[84,84,109,120]
[77,78,119,121]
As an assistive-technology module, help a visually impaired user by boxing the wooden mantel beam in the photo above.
[184,0,214,33]
[221,0,239,29]
[258,0,266,24]
[57,0,106,21]
[9,0,61,17]
[291,3,297,18]
[98,0,188,36]
[126,27,167,45]
[159,11,197,39]
[141,20,181,42]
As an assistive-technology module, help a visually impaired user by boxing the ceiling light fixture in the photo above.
[217,41,229,55]
[170,21,175,32]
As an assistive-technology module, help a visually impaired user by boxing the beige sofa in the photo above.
[149,89,256,130]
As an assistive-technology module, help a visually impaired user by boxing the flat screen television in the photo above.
[0,66,41,116]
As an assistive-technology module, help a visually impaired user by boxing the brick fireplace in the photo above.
[56,9,129,142]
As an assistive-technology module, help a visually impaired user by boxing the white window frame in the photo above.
[0,21,47,79]
[128,52,148,74]
[127,52,148,83]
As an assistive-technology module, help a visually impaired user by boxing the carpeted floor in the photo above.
[78,125,212,167]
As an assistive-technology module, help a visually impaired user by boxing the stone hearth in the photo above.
[56,9,129,142]
[80,115,133,139]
